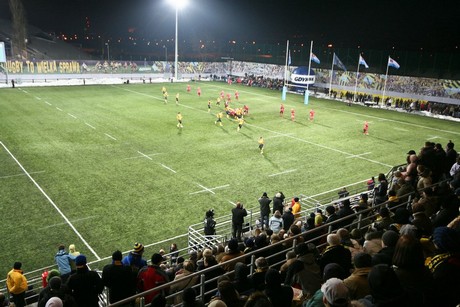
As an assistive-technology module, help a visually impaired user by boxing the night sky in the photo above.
[1,0,459,51]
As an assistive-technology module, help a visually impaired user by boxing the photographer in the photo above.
[204,209,216,238]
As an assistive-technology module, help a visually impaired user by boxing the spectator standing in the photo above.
[68,244,80,274]
[292,197,301,219]
[6,262,28,307]
[282,207,295,231]
[204,209,216,238]
[272,192,285,214]
[231,202,247,241]
[137,253,170,306]
[258,192,272,230]
[102,250,137,305]
[55,244,76,283]
[122,242,147,273]
[67,255,104,307]
[374,173,388,205]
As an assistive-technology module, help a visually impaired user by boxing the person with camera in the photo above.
[204,209,216,239]
[231,202,248,242]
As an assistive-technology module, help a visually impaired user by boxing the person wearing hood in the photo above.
[67,255,104,307]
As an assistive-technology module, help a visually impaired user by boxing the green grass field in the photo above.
[0,81,459,279]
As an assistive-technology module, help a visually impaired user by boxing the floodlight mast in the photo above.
[169,0,187,81]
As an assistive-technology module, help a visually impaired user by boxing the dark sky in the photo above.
[1,0,460,51]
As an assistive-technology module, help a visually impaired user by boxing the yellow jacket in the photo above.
[7,269,28,294]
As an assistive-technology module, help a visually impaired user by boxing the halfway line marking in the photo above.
[346,152,372,159]
[68,113,77,119]
[190,184,230,195]
[0,141,100,260]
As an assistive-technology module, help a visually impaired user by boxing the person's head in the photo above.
[58,244,65,251]
[217,280,239,303]
[274,210,281,218]
[392,235,424,270]
[75,255,87,268]
[151,253,163,265]
[381,230,399,248]
[432,226,460,253]
[262,192,268,197]
[321,278,349,307]
[286,250,296,260]
[48,276,62,291]
[447,140,454,149]
[368,264,404,303]
[236,202,243,209]
[234,262,249,280]
[69,244,76,253]
[182,287,197,305]
[336,228,350,241]
[379,207,390,218]
[244,292,273,307]
[13,262,22,270]
[294,197,299,202]
[133,242,144,255]
[227,238,239,252]
[353,252,372,268]
[378,173,386,182]
[325,205,336,216]
[255,257,268,270]
[112,250,123,261]
[327,234,341,246]
[183,260,195,273]
[323,263,347,281]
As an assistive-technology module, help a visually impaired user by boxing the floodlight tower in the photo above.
[169,0,187,81]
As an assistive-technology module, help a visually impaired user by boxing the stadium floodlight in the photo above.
[168,0,188,81]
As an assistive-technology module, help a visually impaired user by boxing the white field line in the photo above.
[67,113,77,119]
[85,123,96,129]
[427,136,440,140]
[228,200,237,206]
[160,163,177,173]
[115,86,392,168]
[346,152,372,159]
[323,106,460,136]
[56,107,63,111]
[35,96,42,100]
[190,184,230,195]
[268,169,297,177]
[137,151,153,160]
[104,133,117,141]
[0,141,100,260]
[0,170,46,179]
[38,215,98,230]
[393,127,409,132]
[125,152,161,160]
[44,101,52,106]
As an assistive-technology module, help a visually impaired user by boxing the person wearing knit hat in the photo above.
[272,191,285,214]
[102,250,137,305]
[121,242,147,272]
[219,239,244,272]
[67,253,104,307]
[425,227,460,306]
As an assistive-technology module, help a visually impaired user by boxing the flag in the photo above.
[359,55,369,68]
[310,53,320,64]
[333,53,346,71]
[288,50,292,66]
[388,57,400,69]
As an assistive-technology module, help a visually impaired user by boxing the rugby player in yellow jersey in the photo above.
[176,112,183,128]
[216,97,221,106]
[175,93,180,106]
[208,100,212,113]
[164,91,168,104]
[215,112,223,126]
[237,117,244,131]
[162,86,166,95]
[258,136,265,154]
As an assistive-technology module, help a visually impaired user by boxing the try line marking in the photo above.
[0,141,100,260]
